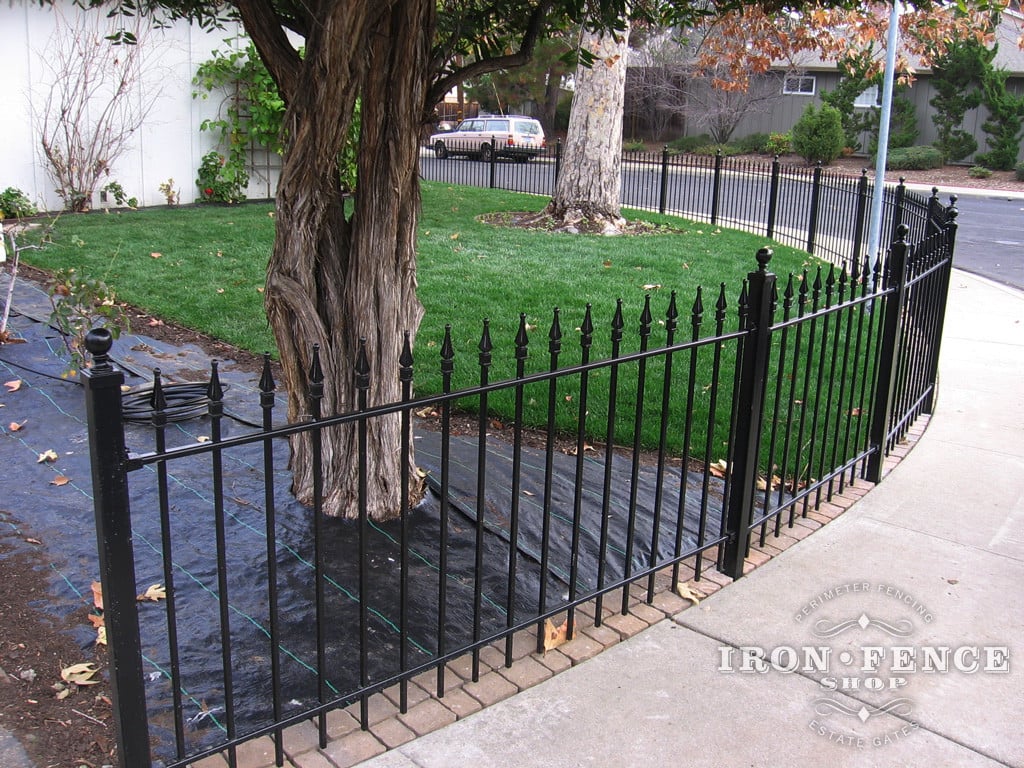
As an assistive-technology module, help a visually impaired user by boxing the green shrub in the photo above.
[0,187,38,219]
[885,146,944,170]
[765,132,792,156]
[1016,161,1024,182]
[693,144,744,157]
[667,134,713,154]
[623,138,646,152]
[733,133,770,154]
[968,166,993,178]
[196,151,248,204]
[791,104,845,164]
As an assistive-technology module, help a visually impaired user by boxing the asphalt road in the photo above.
[945,191,1024,291]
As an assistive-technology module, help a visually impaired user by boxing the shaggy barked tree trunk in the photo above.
[241,0,431,520]
[542,19,631,234]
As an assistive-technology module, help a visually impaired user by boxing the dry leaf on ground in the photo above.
[676,582,702,607]
[61,662,101,686]
[542,617,572,652]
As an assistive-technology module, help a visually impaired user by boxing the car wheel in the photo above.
[433,141,448,159]
[480,143,493,163]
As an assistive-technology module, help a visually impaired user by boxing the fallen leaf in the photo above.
[9,420,26,431]
[641,283,662,291]
[137,583,166,602]
[150,252,161,259]
[450,233,459,240]
[256,286,265,293]
[848,407,862,417]
[148,318,164,327]
[50,475,71,486]
[37,449,59,463]
[87,613,105,629]
[676,582,702,606]
[61,663,101,686]
[91,581,104,611]
[603,260,612,268]
[55,687,71,700]
[709,459,729,478]
[542,617,571,652]
[4,379,22,392]
[25,537,42,545]
[96,626,107,646]
[216,288,225,294]
[196,435,210,443]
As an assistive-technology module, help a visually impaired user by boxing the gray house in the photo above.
[626,11,1024,164]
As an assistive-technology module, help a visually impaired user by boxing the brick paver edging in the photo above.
[189,420,926,768]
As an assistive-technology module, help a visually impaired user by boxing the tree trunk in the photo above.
[543,20,631,233]
[250,0,432,520]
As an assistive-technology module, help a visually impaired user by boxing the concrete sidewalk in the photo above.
[355,270,1024,768]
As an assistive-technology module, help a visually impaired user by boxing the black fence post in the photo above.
[488,135,497,189]
[806,162,822,254]
[658,145,670,215]
[923,203,958,413]
[711,149,723,225]
[766,155,780,240]
[554,138,562,187]
[851,169,869,270]
[721,249,777,580]
[890,177,907,237]
[926,186,941,236]
[82,328,151,768]
[867,225,911,482]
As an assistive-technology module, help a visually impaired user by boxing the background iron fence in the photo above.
[84,168,957,767]
[420,142,948,267]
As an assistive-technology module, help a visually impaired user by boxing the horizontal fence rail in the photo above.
[85,161,959,766]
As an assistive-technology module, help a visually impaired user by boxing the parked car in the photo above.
[429,116,546,162]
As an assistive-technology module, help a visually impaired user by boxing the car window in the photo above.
[513,121,542,135]
[458,120,482,132]
[484,120,509,133]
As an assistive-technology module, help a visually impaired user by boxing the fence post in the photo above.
[766,155,780,239]
[658,145,670,214]
[866,225,911,483]
[926,186,941,236]
[488,135,497,189]
[554,138,562,187]
[721,248,777,580]
[851,169,869,270]
[922,203,958,413]
[806,162,822,254]
[890,177,906,237]
[711,149,723,225]
[82,328,151,768]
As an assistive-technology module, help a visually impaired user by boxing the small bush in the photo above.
[693,144,744,157]
[791,104,845,164]
[733,133,770,154]
[196,151,248,204]
[1016,161,1024,182]
[667,134,713,154]
[0,187,38,219]
[885,146,944,170]
[623,138,646,152]
[765,132,792,156]
[968,166,993,179]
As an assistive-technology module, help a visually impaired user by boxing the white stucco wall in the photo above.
[0,2,261,212]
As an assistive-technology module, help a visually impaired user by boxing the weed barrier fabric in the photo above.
[0,276,728,761]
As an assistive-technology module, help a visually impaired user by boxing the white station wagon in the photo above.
[430,115,546,162]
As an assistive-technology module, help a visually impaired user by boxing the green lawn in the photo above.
[25,182,830,458]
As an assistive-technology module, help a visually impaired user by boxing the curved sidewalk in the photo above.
[355,271,1024,768]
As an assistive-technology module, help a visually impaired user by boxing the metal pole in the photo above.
[866,0,901,269]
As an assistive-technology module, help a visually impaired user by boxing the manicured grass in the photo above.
[25,182,829,459]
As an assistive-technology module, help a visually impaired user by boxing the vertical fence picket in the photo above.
[593,301,624,628]
[398,333,414,711]
[852,170,869,268]
[647,293,678,601]
[672,288,702,589]
[151,370,186,758]
[306,348,329,747]
[355,340,371,728]
[622,297,652,615]
[505,316,529,666]
[695,286,727,581]
[766,156,781,240]
[472,321,492,681]
[537,311,562,635]
[567,306,594,639]
[711,150,723,225]
[764,277,794,540]
[658,146,670,214]
[436,327,454,696]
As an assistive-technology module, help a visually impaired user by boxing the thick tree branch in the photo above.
[427,0,554,109]
[235,0,302,102]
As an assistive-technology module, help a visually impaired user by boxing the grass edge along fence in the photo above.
[84,200,956,766]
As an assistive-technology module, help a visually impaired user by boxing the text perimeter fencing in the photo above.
[83,150,958,766]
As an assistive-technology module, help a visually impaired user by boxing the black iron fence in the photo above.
[419,141,948,266]
[83,179,957,766]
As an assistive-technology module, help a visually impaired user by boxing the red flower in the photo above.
[204,187,214,196]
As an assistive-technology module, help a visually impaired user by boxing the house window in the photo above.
[783,75,816,95]
[854,85,880,108]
